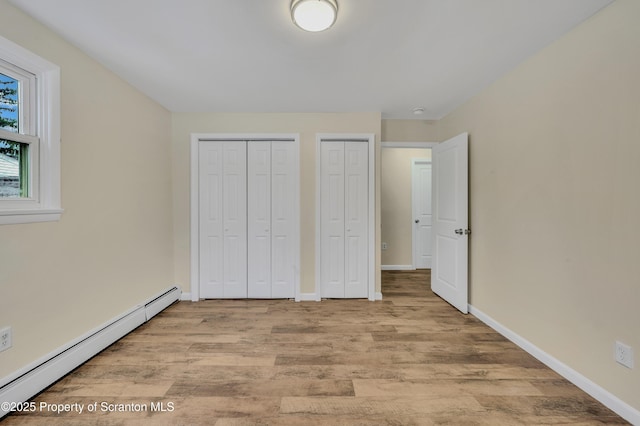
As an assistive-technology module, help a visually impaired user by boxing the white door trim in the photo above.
[190,133,300,302]
[315,133,376,301]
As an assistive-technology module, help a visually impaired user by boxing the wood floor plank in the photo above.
[352,378,545,397]
[165,379,354,398]
[475,394,625,419]
[2,270,629,425]
[279,395,486,416]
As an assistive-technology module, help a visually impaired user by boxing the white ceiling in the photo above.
[9,0,612,119]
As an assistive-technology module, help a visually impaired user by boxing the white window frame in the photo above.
[1,59,39,206]
[0,35,61,225]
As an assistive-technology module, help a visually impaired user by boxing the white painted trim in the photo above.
[180,292,192,301]
[190,134,200,301]
[314,137,322,302]
[293,141,301,303]
[294,271,301,302]
[375,292,383,301]
[381,265,416,271]
[0,209,63,224]
[190,133,301,301]
[381,141,438,149]
[367,134,375,302]
[316,133,376,301]
[0,129,38,145]
[191,133,299,142]
[469,305,640,425]
[0,286,179,419]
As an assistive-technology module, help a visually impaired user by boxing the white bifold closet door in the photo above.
[247,141,296,298]
[199,141,248,298]
[199,141,296,299]
[320,141,368,298]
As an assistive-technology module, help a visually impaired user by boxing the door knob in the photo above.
[415,219,420,223]
[455,229,471,235]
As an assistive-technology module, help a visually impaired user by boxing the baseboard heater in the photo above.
[0,286,181,419]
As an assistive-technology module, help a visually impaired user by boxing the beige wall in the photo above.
[439,0,639,411]
[171,112,382,295]
[0,1,174,379]
[382,119,438,141]
[381,148,430,266]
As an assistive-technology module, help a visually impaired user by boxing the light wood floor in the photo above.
[3,270,628,425]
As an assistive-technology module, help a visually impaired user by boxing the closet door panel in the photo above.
[344,142,368,298]
[199,139,297,300]
[320,142,346,298]
[248,142,272,298]
[222,142,247,298]
[271,142,296,298]
[199,143,224,298]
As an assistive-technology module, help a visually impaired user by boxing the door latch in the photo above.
[455,229,471,235]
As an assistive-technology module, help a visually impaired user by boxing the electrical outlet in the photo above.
[382,242,388,250]
[615,341,634,369]
[0,326,11,352]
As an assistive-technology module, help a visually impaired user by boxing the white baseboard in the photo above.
[469,305,640,425]
[375,292,383,300]
[0,286,181,419]
[381,265,416,271]
[180,292,192,301]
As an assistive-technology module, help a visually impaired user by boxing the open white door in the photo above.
[431,133,469,313]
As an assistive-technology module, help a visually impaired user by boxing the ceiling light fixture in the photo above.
[413,107,425,115]
[291,0,338,32]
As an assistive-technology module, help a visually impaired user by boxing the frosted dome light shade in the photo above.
[291,0,338,32]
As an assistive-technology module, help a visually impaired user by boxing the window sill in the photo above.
[0,208,63,225]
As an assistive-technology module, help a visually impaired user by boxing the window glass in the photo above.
[0,139,28,198]
[0,72,18,133]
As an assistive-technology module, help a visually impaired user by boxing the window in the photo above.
[1,61,36,200]
[0,35,61,225]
